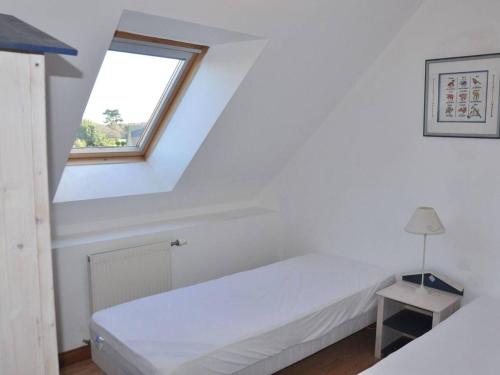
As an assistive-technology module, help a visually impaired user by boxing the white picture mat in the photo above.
[425,55,500,137]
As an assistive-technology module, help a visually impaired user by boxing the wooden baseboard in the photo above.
[59,344,91,368]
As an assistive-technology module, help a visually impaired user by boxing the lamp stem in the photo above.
[421,233,427,289]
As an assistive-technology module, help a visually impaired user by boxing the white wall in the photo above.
[53,212,284,352]
[265,0,500,301]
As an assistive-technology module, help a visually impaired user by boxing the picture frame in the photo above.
[424,53,500,138]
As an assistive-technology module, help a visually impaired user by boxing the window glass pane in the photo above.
[73,50,183,150]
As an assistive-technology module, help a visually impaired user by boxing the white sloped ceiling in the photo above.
[1,0,422,231]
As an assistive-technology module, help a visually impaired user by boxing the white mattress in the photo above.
[91,253,393,375]
[361,296,500,375]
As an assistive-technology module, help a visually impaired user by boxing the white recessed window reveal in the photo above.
[55,18,266,202]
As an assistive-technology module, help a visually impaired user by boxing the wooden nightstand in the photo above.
[374,281,462,359]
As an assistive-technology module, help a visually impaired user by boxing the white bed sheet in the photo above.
[91,253,393,375]
[90,309,375,375]
[361,296,500,375]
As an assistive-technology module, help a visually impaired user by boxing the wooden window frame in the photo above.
[68,31,208,165]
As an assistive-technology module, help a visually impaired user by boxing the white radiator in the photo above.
[88,242,171,312]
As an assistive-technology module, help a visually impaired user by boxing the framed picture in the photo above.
[424,53,500,138]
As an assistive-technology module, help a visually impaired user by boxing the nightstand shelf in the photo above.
[383,309,432,338]
[381,336,413,357]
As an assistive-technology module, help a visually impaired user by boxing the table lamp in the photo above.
[405,207,445,294]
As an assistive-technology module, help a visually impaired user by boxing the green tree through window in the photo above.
[103,109,123,126]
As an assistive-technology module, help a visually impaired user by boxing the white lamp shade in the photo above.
[405,207,445,235]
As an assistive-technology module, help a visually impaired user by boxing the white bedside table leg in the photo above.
[432,311,441,327]
[375,295,384,359]
[433,299,460,327]
[375,296,402,359]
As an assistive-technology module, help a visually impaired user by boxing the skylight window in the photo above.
[70,32,208,162]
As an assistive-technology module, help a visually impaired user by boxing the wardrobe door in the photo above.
[0,51,58,375]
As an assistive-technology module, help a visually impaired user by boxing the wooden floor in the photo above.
[60,326,377,375]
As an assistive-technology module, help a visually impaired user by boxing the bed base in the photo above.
[91,308,376,375]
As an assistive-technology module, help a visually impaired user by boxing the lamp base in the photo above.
[415,285,429,295]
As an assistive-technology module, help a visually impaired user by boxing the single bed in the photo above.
[90,253,394,375]
[361,295,500,375]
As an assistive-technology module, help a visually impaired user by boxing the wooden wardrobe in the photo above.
[0,14,77,374]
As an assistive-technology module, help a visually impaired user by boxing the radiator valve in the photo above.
[170,239,187,247]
